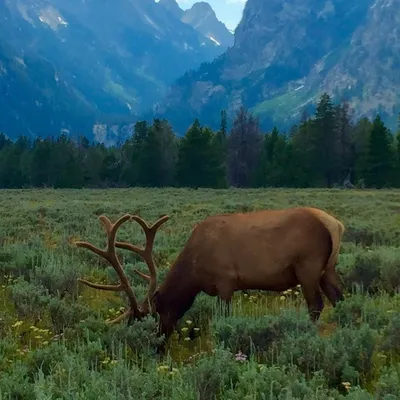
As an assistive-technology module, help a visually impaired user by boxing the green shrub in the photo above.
[9,278,49,321]
[380,312,400,357]
[276,324,377,389]
[212,309,315,358]
[328,294,391,330]
[184,347,240,400]
[0,362,34,400]
[374,364,400,399]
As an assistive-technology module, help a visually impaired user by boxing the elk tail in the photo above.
[306,207,345,305]
[307,208,345,272]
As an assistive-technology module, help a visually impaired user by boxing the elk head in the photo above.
[74,213,169,325]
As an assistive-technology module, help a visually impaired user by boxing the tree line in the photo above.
[0,93,399,189]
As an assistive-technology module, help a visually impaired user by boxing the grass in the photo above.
[1,187,400,398]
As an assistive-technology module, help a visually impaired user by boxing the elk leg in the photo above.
[217,296,232,317]
[304,288,324,322]
[320,269,344,307]
[216,286,234,317]
[298,281,324,322]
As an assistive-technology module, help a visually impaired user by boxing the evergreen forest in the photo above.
[1,93,398,190]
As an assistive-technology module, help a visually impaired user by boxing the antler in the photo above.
[75,214,140,324]
[115,214,169,312]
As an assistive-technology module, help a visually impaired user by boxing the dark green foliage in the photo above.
[0,94,398,189]
[186,347,240,400]
[227,107,263,188]
[375,364,400,400]
[364,115,395,188]
[1,189,400,398]
[328,294,390,330]
[380,313,400,356]
[176,119,222,188]
[338,250,400,295]
[276,324,377,389]
[212,310,315,356]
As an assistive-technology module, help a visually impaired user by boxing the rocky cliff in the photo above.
[159,0,234,49]
[156,0,400,134]
[0,0,224,138]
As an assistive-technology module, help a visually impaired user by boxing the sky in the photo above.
[177,0,246,30]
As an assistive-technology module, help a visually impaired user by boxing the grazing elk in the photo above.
[75,206,345,347]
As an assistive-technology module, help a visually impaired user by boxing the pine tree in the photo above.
[351,117,372,184]
[290,117,316,187]
[227,107,262,187]
[153,119,178,187]
[312,93,338,187]
[394,130,400,187]
[176,119,220,188]
[364,115,394,188]
[29,138,52,187]
[135,119,178,187]
[212,110,228,188]
[125,121,151,186]
[265,127,290,186]
[139,123,163,187]
[334,102,354,184]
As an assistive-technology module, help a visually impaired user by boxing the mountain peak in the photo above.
[0,0,226,139]
[181,1,234,48]
[156,0,400,135]
[157,0,184,19]
[189,1,215,14]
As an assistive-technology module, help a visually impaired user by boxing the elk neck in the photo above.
[153,254,201,329]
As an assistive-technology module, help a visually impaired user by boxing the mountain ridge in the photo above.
[0,0,226,139]
[154,0,400,135]
[158,0,234,48]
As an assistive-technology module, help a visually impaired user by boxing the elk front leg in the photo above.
[217,297,232,317]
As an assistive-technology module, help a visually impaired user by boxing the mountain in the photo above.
[0,0,225,139]
[155,0,400,134]
[181,2,234,48]
[159,0,234,49]
[158,0,184,19]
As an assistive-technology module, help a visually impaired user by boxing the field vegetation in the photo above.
[1,188,400,399]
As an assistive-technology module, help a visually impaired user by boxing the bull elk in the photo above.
[75,207,345,347]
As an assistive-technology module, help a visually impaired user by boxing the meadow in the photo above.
[1,187,400,399]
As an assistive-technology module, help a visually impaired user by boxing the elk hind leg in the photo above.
[302,286,324,322]
[296,268,324,322]
[320,269,344,307]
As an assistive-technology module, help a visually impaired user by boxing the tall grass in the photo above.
[1,188,400,398]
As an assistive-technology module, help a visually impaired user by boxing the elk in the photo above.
[75,206,345,347]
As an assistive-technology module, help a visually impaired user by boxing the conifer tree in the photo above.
[176,119,220,188]
[212,110,228,188]
[227,107,262,187]
[312,93,338,187]
[364,115,394,188]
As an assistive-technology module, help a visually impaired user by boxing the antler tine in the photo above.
[75,214,141,323]
[115,215,169,305]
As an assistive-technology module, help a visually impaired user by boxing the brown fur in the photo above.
[77,207,345,351]
[152,207,345,339]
